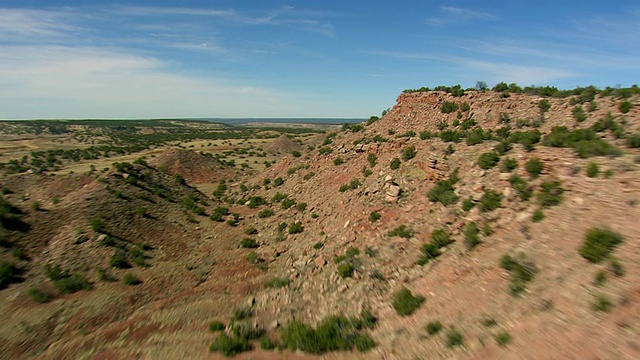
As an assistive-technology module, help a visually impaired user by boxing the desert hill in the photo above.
[1,88,639,359]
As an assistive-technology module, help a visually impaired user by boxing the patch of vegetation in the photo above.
[425,321,443,336]
[445,328,464,348]
[618,100,632,113]
[0,261,18,289]
[592,294,613,312]
[210,206,229,222]
[333,157,344,166]
[367,153,377,167]
[338,179,361,192]
[462,198,475,211]
[313,242,323,250]
[500,254,536,296]
[509,174,533,201]
[27,287,52,303]
[281,197,296,209]
[240,238,259,248]
[439,130,463,143]
[532,209,545,223]
[477,152,500,170]
[401,146,417,161]
[573,106,587,122]
[337,263,355,278]
[542,126,621,158]
[267,277,291,288]
[501,157,517,172]
[495,330,512,347]
[209,321,225,332]
[279,312,377,354]
[537,181,564,207]
[288,222,304,234]
[463,222,481,250]
[387,225,414,238]
[441,101,459,114]
[427,169,459,206]
[392,287,425,316]
[122,272,142,286]
[369,211,381,222]
[626,133,640,148]
[479,190,502,212]
[273,177,284,186]
[247,196,266,209]
[579,228,623,263]
[525,158,543,179]
[586,162,599,177]
[509,130,541,151]
[210,333,251,357]
[390,157,401,170]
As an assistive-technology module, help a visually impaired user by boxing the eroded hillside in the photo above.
[1,89,639,359]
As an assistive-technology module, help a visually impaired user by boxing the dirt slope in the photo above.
[1,90,639,359]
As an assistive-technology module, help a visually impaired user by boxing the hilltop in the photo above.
[0,86,639,359]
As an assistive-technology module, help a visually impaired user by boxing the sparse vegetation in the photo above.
[525,158,543,179]
[390,158,401,170]
[369,211,381,222]
[586,162,599,177]
[500,254,536,296]
[532,209,545,222]
[387,225,414,238]
[537,180,564,207]
[479,190,502,212]
[240,238,259,248]
[401,146,417,161]
[392,287,425,316]
[122,272,142,286]
[579,228,623,263]
[425,321,442,336]
[445,328,464,348]
[427,169,459,206]
[463,222,481,250]
[477,152,500,170]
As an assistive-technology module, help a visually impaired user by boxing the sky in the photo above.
[0,0,639,119]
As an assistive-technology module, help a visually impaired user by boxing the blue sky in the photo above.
[0,1,638,119]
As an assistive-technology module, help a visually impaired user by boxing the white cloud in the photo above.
[0,45,309,118]
[0,8,77,41]
[426,6,497,26]
[460,59,580,85]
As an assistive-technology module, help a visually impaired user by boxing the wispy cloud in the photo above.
[0,45,302,118]
[426,6,497,26]
[0,8,78,41]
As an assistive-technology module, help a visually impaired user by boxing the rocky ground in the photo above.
[1,89,639,359]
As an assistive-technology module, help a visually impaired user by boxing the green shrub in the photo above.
[27,287,52,303]
[462,198,475,211]
[532,209,545,222]
[425,321,442,335]
[333,157,344,166]
[273,177,284,186]
[573,106,587,122]
[54,274,92,294]
[463,222,481,249]
[90,218,105,233]
[538,99,551,113]
[296,202,307,212]
[392,287,425,316]
[626,133,640,148]
[0,261,17,289]
[288,222,304,234]
[495,330,512,347]
[592,294,613,312]
[525,158,543,179]
[209,333,250,356]
[586,162,599,177]
[401,146,417,161]
[619,101,632,113]
[494,141,512,155]
[240,238,259,248]
[478,152,500,169]
[339,179,361,192]
[267,277,291,288]
[579,228,623,263]
[441,101,459,114]
[509,174,532,201]
[209,321,225,332]
[122,272,141,286]
[439,130,463,143]
[244,227,258,235]
[369,211,381,222]
[445,328,464,348]
[110,251,130,269]
[420,131,434,140]
[537,181,564,207]
[500,254,536,296]
[387,225,414,238]
[416,243,440,265]
[279,314,376,354]
[542,126,621,158]
[479,190,502,212]
[367,153,377,167]
[318,146,332,155]
[390,158,401,170]
[281,198,296,209]
[337,263,355,278]
[501,157,517,172]
[427,169,459,206]
[247,196,266,208]
[610,258,625,277]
